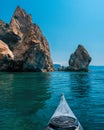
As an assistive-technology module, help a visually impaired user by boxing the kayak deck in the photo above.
[46,94,83,130]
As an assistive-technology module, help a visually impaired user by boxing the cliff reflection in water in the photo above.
[70,72,91,98]
[69,72,91,130]
[0,72,51,130]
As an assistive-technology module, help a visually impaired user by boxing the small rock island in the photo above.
[67,45,91,71]
[0,6,54,72]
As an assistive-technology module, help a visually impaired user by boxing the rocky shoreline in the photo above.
[0,6,91,72]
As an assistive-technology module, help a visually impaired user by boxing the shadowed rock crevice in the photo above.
[0,40,14,71]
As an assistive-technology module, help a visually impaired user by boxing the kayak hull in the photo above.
[46,94,83,130]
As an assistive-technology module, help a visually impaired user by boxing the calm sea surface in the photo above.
[0,66,104,130]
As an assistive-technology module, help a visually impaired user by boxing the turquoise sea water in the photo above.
[0,66,104,130]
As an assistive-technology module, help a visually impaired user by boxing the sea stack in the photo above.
[0,6,54,72]
[68,45,91,71]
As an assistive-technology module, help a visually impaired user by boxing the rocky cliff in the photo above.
[0,6,53,72]
[68,45,91,71]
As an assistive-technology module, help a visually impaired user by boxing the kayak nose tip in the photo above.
[61,93,64,97]
[61,93,65,99]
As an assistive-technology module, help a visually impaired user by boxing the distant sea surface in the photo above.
[0,66,104,130]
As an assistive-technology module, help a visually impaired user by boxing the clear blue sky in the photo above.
[0,0,104,66]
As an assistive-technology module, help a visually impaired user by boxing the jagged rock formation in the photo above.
[68,45,91,71]
[0,6,53,72]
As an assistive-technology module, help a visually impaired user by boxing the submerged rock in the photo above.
[0,6,53,72]
[68,45,91,71]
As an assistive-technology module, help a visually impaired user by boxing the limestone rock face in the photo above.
[0,6,53,72]
[0,40,14,71]
[10,6,32,37]
[68,45,91,71]
[0,20,20,50]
